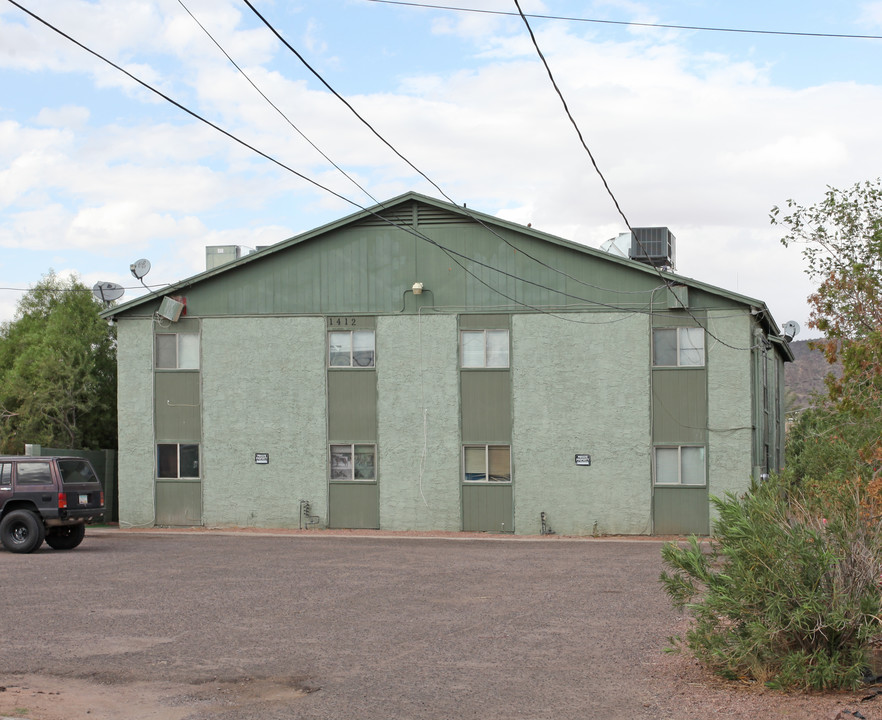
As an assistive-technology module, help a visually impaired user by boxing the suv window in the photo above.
[16,462,53,485]
[57,459,100,485]
[0,462,10,486]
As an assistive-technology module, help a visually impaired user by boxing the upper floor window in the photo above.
[653,327,704,367]
[329,330,375,368]
[461,330,509,368]
[156,333,199,369]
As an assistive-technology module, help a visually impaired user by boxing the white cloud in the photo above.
[859,1,882,27]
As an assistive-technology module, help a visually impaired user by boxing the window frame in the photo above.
[156,443,201,479]
[329,443,377,482]
[460,329,510,369]
[14,461,54,486]
[462,444,512,484]
[653,445,706,487]
[652,327,705,368]
[328,330,376,369]
[155,333,200,370]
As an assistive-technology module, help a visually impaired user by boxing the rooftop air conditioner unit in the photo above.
[628,227,676,271]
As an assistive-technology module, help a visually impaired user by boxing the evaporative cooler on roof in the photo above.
[628,227,676,271]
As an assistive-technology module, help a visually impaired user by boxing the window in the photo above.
[0,462,10,486]
[156,333,199,369]
[57,459,100,486]
[653,327,704,367]
[463,445,511,483]
[329,331,375,368]
[330,444,376,480]
[654,446,706,486]
[157,444,200,479]
[461,330,509,368]
[15,461,53,485]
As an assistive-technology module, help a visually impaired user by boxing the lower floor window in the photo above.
[157,443,200,479]
[330,444,376,480]
[654,446,705,486]
[463,445,511,483]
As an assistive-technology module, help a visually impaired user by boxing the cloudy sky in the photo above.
[3,0,882,337]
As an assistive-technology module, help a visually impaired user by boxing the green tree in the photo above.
[0,272,117,452]
[772,179,882,494]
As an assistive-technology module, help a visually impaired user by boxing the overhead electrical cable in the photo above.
[175,0,381,208]
[4,0,357,209]
[367,0,882,41]
[5,0,762,333]
[512,0,756,352]
[239,0,660,299]
[7,0,662,321]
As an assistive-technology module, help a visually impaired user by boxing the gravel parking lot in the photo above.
[1,529,879,720]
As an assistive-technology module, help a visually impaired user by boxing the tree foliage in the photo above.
[0,272,117,452]
[772,179,882,494]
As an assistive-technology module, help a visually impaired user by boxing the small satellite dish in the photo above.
[92,281,125,304]
[782,320,800,342]
[130,258,151,280]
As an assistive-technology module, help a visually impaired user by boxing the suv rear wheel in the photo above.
[0,509,46,553]
[45,524,86,550]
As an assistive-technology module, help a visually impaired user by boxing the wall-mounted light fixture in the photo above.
[412,282,424,295]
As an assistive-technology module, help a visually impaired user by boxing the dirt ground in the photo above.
[1,528,880,720]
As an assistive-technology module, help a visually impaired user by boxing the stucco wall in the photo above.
[706,309,754,518]
[116,317,156,528]
[376,314,461,530]
[201,317,327,527]
[511,313,652,535]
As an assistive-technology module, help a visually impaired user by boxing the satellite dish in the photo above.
[92,281,125,304]
[782,320,800,342]
[130,258,151,280]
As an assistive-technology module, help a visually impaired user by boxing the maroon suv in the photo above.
[0,456,105,553]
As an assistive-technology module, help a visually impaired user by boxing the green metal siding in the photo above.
[459,314,510,330]
[461,371,512,442]
[652,369,707,443]
[154,372,201,442]
[156,203,722,319]
[155,479,201,526]
[328,371,377,441]
[462,484,513,532]
[653,487,709,535]
[328,482,379,529]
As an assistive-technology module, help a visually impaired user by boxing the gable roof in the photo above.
[102,191,791,355]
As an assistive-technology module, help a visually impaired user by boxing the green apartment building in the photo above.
[104,192,791,535]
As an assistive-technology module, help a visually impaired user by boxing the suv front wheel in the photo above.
[0,509,46,553]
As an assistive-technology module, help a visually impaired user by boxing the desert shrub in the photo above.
[660,476,882,690]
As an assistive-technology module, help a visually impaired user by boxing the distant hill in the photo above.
[784,339,839,411]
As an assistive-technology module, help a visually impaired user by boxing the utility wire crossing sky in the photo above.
[2,0,882,337]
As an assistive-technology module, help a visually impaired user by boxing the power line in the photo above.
[366,0,882,41]
[175,0,381,208]
[6,0,661,319]
[512,0,756,352]
[3,1,356,208]
[5,0,770,339]
[239,0,654,299]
